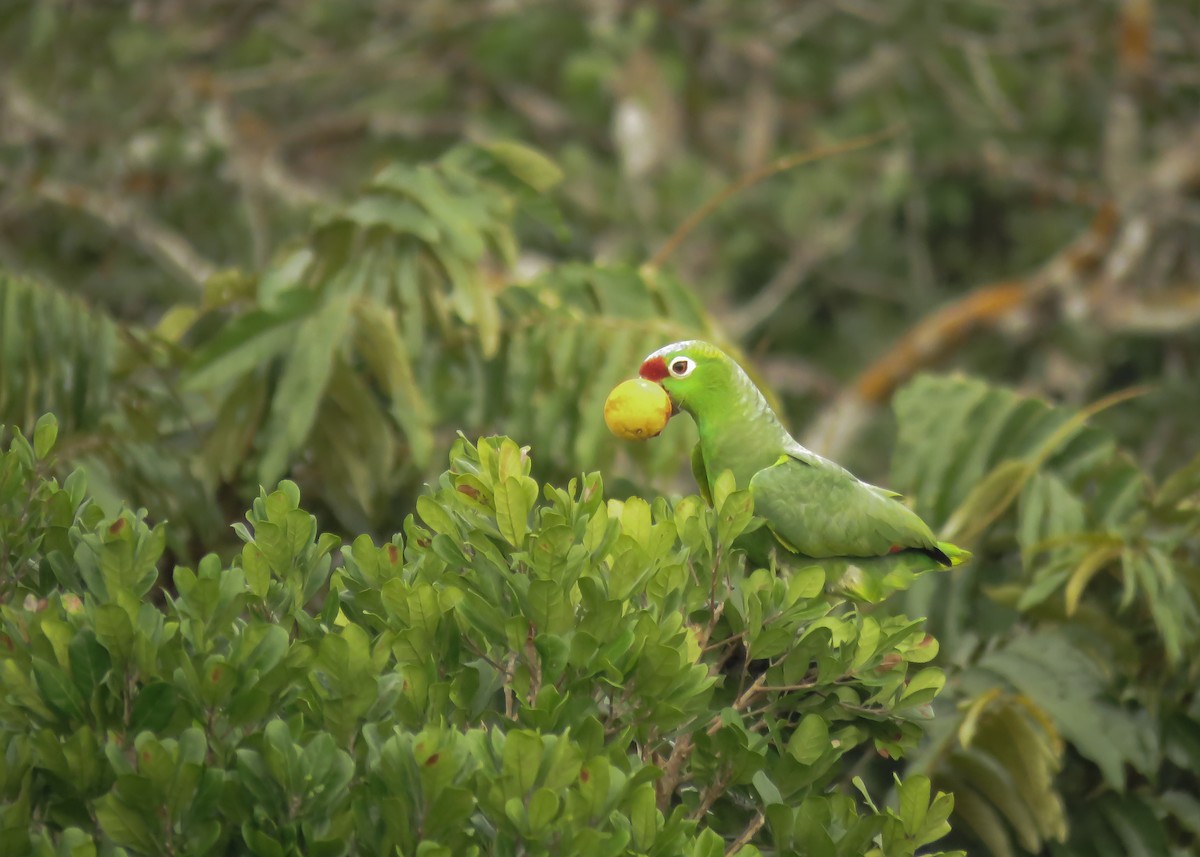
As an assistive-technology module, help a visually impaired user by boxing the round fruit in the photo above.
[604,378,672,440]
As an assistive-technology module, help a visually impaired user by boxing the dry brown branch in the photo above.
[1119,0,1154,79]
[757,355,841,399]
[964,40,1021,130]
[977,144,1108,208]
[1092,287,1200,333]
[656,668,772,812]
[202,99,328,211]
[1,83,66,142]
[804,205,1119,457]
[803,120,1200,459]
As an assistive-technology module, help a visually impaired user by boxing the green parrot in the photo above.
[638,340,968,582]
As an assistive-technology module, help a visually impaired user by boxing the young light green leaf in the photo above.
[481,141,564,192]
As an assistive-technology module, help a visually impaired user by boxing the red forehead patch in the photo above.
[639,356,669,382]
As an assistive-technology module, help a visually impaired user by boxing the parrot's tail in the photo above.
[921,544,952,566]
[892,542,961,567]
[827,540,972,603]
[935,541,972,567]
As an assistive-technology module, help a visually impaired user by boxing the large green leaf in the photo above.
[258,295,354,485]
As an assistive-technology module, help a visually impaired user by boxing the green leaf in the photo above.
[68,629,111,695]
[95,794,161,853]
[335,196,441,241]
[527,579,574,635]
[717,489,755,547]
[129,682,177,733]
[899,667,946,707]
[789,565,825,600]
[897,774,931,837]
[528,788,560,832]
[184,289,317,390]
[502,730,542,798]
[33,413,57,459]
[976,631,1149,789]
[495,476,532,548]
[942,459,1033,543]
[258,295,355,485]
[32,658,86,721]
[627,783,658,850]
[481,141,564,192]
[787,714,830,765]
[416,495,458,537]
[353,301,435,465]
[751,770,783,805]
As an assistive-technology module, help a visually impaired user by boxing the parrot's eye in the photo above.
[668,357,696,378]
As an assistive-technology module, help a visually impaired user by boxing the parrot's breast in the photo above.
[694,392,793,492]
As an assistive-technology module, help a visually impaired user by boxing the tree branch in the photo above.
[727,204,870,338]
[804,205,1116,457]
[13,173,217,291]
[805,123,1200,459]
[726,811,766,856]
[655,734,694,812]
[645,125,903,271]
[0,84,217,291]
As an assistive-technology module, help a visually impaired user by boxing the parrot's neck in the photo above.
[693,378,794,491]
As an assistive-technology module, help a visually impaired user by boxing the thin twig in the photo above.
[690,768,734,821]
[727,203,870,337]
[803,204,1120,458]
[726,811,766,856]
[645,125,904,271]
[20,174,217,291]
[707,674,769,738]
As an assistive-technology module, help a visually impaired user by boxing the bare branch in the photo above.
[6,172,217,291]
[0,84,216,290]
[804,205,1119,457]
[804,121,1200,460]
[1092,287,1200,334]
[202,99,328,211]
[645,126,904,272]
[727,204,869,338]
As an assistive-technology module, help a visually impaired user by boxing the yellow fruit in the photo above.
[604,378,672,441]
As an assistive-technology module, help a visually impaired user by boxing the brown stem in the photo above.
[690,767,734,822]
[804,204,1120,458]
[726,811,766,856]
[655,734,694,812]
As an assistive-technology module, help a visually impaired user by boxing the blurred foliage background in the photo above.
[1,1,1199,855]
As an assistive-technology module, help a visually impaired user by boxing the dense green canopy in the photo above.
[1,2,1198,855]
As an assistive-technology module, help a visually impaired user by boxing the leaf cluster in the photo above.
[889,375,1200,857]
[1,139,717,550]
[1,418,961,856]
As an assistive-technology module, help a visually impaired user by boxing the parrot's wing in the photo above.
[748,452,944,560]
[691,443,712,505]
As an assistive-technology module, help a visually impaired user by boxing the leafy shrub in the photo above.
[1,416,959,856]
[889,375,1200,857]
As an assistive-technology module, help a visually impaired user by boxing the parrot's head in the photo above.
[638,340,736,419]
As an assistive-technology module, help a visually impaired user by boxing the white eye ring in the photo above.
[668,356,696,378]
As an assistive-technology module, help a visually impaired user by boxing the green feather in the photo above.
[690,443,712,505]
[642,340,969,569]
